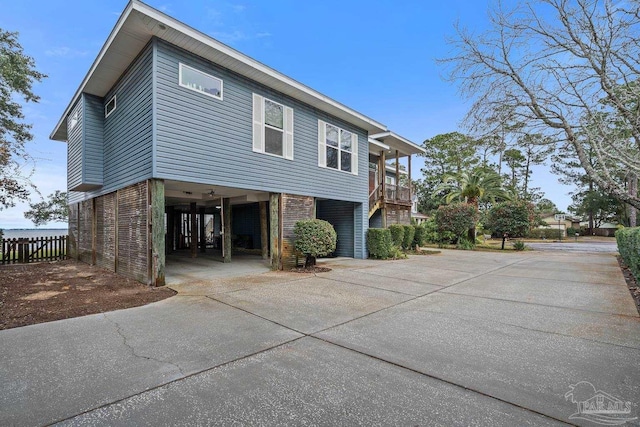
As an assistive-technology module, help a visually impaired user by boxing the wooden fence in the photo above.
[1,236,68,265]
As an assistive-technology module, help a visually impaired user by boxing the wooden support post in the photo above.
[380,150,387,228]
[223,198,232,263]
[259,201,269,260]
[395,149,400,193]
[149,179,166,286]
[151,181,166,284]
[190,202,197,258]
[199,207,206,253]
[269,193,280,270]
[408,154,412,204]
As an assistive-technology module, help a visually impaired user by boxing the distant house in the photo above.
[538,213,581,237]
[50,1,424,285]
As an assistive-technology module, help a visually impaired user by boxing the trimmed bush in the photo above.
[413,224,427,247]
[566,227,579,236]
[528,228,561,239]
[617,227,640,281]
[402,225,416,250]
[512,240,526,251]
[389,224,405,247]
[294,219,337,267]
[367,228,393,259]
[434,203,479,243]
[487,200,535,238]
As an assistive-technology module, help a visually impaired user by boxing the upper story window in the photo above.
[105,96,116,118]
[179,63,223,100]
[252,93,293,160]
[317,120,358,175]
[69,110,80,131]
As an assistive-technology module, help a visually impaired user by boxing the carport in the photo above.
[163,180,271,280]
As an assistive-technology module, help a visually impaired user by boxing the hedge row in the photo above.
[367,224,428,259]
[616,227,640,280]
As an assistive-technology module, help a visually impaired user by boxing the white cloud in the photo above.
[211,30,249,43]
[256,32,271,38]
[45,47,89,58]
[232,4,246,13]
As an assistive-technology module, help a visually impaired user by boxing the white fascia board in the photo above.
[368,137,390,151]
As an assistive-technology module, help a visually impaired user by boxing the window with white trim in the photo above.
[105,96,116,118]
[317,120,358,174]
[252,94,294,160]
[179,63,223,100]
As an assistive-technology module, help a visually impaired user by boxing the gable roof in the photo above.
[50,0,388,141]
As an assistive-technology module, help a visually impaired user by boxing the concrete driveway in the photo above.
[1,249,639,426]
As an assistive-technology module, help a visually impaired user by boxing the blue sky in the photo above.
[0,0,574,229]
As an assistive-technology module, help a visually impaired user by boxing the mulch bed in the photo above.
[617,256,640,316]
[0,259,175,330]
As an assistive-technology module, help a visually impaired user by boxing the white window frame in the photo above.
[317,120,358,175]
[105,96,116,118]
[69,110,79,130]
[252,93,294,160]
[179,63,223,100]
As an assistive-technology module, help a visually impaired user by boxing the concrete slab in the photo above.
[443,274,638,315]
[165,253,271,285]
[317,269,442,296]
[316,308,640,424]
[169,270,305,296]
[61,338,564,427]
[351,263,478,287]
[496,264,625,286]
[214,276,413,334]
[403,293,640,349]
[0,297,301,427]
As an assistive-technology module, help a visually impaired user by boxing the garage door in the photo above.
[316,200,354,258]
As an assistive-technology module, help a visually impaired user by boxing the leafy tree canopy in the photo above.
[0,29,46,209]
[24,190,68,226]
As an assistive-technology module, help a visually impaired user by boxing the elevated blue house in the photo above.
[51,0,424,285]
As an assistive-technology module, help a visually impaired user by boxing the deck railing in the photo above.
[1,236,68,265]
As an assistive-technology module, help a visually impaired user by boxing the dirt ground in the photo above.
[0,259,175,330]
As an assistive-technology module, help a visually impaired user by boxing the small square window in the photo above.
[105,96,116,118]
[179,63,223,100]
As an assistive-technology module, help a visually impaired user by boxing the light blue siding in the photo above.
[68,43,154,204]
[154,39,368,204]
[83,94,104,186]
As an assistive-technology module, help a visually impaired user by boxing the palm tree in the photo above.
[435,169,511,207]
[434,168,511,242]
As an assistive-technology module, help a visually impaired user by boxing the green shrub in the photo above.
[389,245,408,259]
[566,227,579,236]
[617,227,640,280]
[434,203,479,243]
[512,240,526,251]
[422,217,440,243]
[294,219,337,267]
[413,224,427,247]
[367,228,393,259]
[487,200,535,238]
[389,224,405,247]
[402,225,415,250]
[528,228,561,239]
[456,238,475,250]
